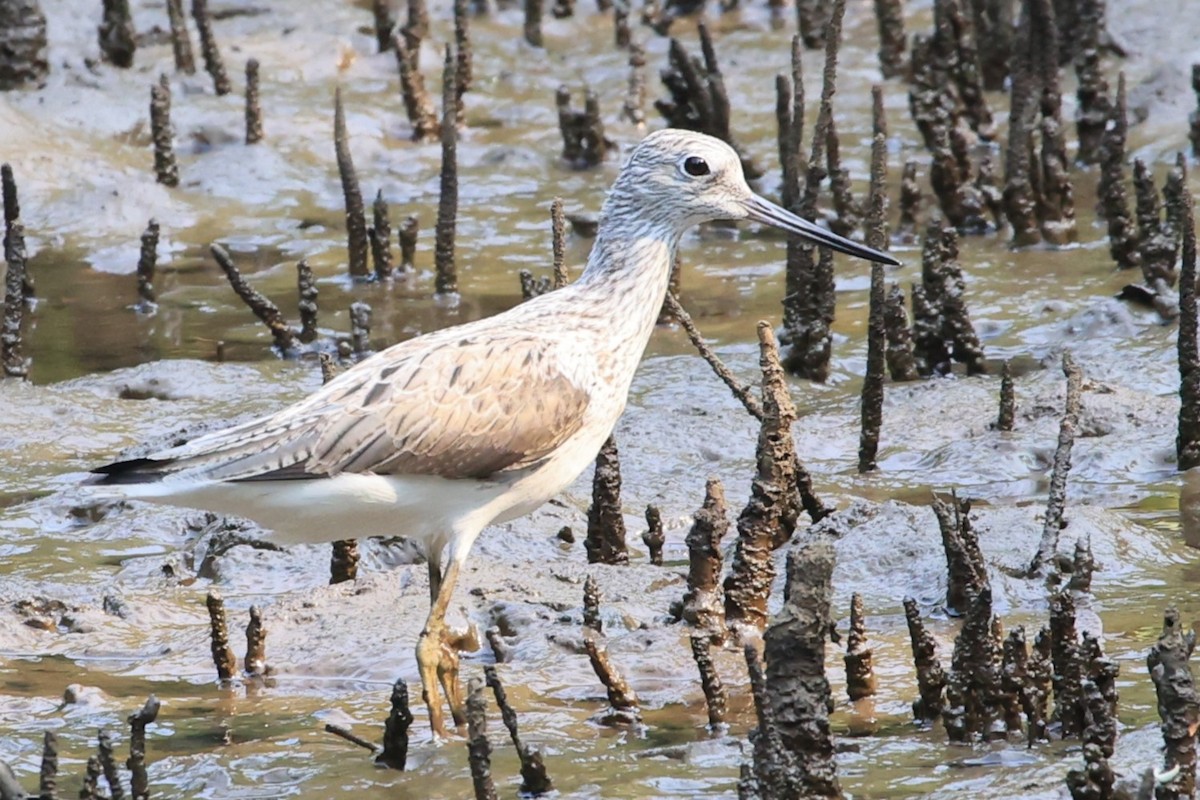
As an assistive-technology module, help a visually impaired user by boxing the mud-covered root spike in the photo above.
[585,436,628,565]
[844,593,877,701]
[484,665,553,794]
[1066,680,1117,800]
[582,631,642,725]
[1179,182,1200,470]
[1028,352,1082,576]
[932,491,987,616]
[96,730,126,800]
[150,75,179,188]
[641,505,664,565]
[370,190,394,280]
[1049,589,1086,738]
[523,0,543,47]
[165,0,196,74]
[556,86,614,170]
[896,159,921,243]
[127,695,160,799]
[943,586,1001,742]
[690,636,727,729]
[1148,608,1199,799]
[372,0,395,52]
[334,87,370,281]
[434,45,459,297]
[583,574,602,634]
[244,605,268,677]
[37,730,57,799]
[763,539,841,797]
[998,626,1027,734]
[997,360,1016,431]
[393,32,439,143]
[883,284,919,381]
[245,59,263,144]
[210,244,296,353]
[622,43,646,128]
[135,219,159,311]
[349,302,372,359]
[465,679,498,800]
[1100,73,1139,271]
[375,679,414,770]
[679,476,729,637]
[398,214,419,275]
[550,198,567,288]
[859,125,888,473]
[192,0,231,95]
[1191,65,1200,160]
[296,259,319,344]
[873,0,906,78]
[206,591,237,683]
[903,599,946,723]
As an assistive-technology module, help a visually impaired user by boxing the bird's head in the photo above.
[610,129,899,266]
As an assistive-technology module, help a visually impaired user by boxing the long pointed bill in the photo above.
[742,194,901,266]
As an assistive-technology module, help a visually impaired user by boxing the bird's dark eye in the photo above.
[683,156,710,177]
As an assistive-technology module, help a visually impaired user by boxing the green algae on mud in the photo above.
[0,0,1199,796]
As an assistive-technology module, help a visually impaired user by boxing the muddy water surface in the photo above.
[2,0,1200,797]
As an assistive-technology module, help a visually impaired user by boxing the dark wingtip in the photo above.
[88,458,169,485]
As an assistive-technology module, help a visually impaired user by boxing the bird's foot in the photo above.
[438,623,480,729]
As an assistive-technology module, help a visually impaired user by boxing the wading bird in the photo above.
[88,129,899,738]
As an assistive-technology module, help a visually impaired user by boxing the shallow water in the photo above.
[2,0,1200,797]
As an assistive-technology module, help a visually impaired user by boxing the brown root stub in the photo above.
[795,0,832,50]
[435,45,459,297]
[724,324,804,631]
[245,59,263,145]
[555,86,613,170]
[330,538,359,584]
[943,586,1001,742]
[826,120,860,239]
[1133,158,1180,290]
[690,636,727,729]
[334,87,370,281]
[1030,0,1076,246]
[192,0,231,95]
[663,293,763,421]
[1002,2,1041,248]
[150,75,180,188]
[375,679,414,770]
[372,0,395,52]
[902,597,940,724]
[206,590,237,683]
[997,360,1016,431]
[210,244,296,353]
[931,491,987,616]
[999,626,1028,734]
[405,0,429,39]
[484,666,553,795]
[99,0,136,68]
[743,643,801,798]
[1049,589,1085,738]
[896,160,921,243]
[244,605,268,677]
[82,756,103,799]
[583,574,602,634]
[519,269,550,300]
[680,477,729,637]
[1083,631,1119,735]
[844,593,877,701]
[585,436,628,565]
[127,695,160,799]
[523,0,543,48]
[656,25,762,181]
[165,0,196,74]
[763,539,842,798]
[1179,186,1200,470]
[1148,608,1199,800]
[465,679,499,800]
[393,32,439,143]
[135,219,159,311]
[398,214,419,275]
[583,631,642,725]
[883,284,920,382]
[913,220,986,375]
[642,505,665,566]
[0,0,48,90]
[1028,352,1082,576]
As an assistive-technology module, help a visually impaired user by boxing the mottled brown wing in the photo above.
[95,334,591,483]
